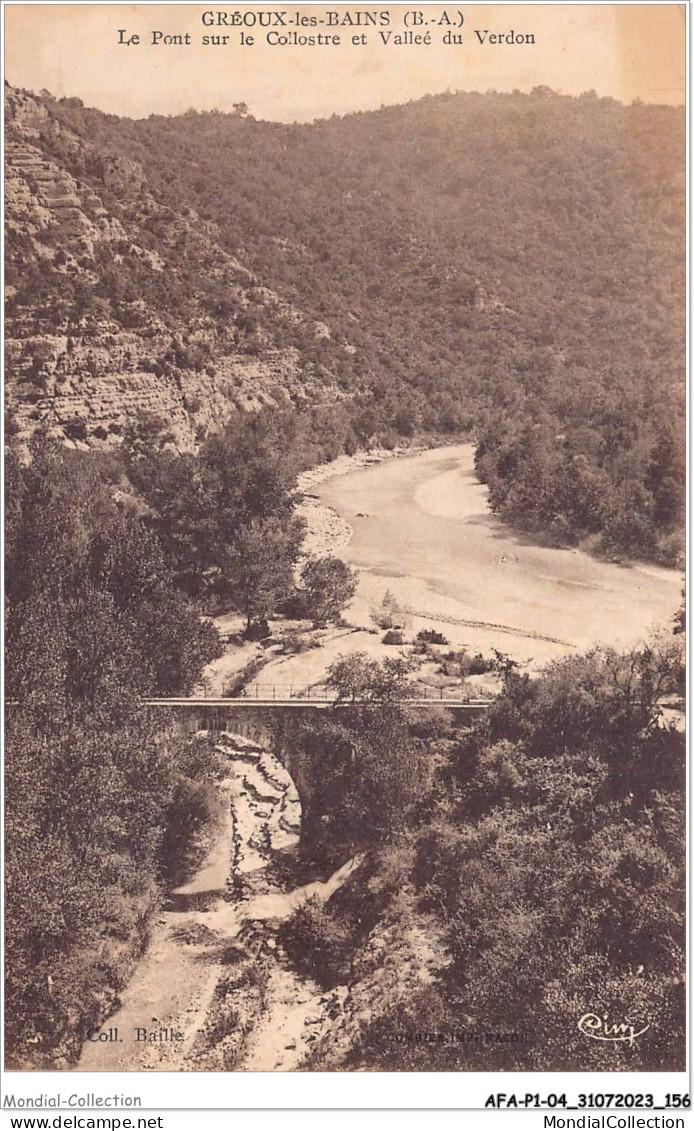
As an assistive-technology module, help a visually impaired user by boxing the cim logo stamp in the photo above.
[578,1013,650,1047]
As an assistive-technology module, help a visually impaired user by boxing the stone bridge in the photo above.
[145,696,491,830]
[144,695,491,738]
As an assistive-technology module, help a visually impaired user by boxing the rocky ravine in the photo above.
[76,732,359,1073]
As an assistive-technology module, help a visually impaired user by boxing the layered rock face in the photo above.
[5,85,347,451]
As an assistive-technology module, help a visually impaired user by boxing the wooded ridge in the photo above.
[5,82,684,562]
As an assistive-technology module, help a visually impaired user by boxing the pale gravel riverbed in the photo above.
[205,443,682,697]
[313,443,682,669]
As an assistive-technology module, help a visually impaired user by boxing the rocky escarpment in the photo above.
[297,908,451,1070]
[5,84,352,451]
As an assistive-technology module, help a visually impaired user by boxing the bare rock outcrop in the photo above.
[5,84,353,452]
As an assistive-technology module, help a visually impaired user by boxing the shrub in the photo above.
[371,589,408,630]
[440,650,494,677]
[243,618,270,641]
[407,704,454,738]
[461,652,493,676]
[326,651,416,705]
[159,777,218,886]
[278,897,353,987]
[282,631,320,654]
[416,628,449,646]
[64,416,88,441]
[383,630,405,645]
[297,556,358,626]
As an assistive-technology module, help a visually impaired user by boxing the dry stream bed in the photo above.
[78,733,357,1072]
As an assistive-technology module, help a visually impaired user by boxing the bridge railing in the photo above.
[195,683,492,703]
[225,684,331,701]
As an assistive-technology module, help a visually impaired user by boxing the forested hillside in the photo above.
[5,82,684,561]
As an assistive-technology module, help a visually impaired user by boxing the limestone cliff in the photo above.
[5,84,350,451]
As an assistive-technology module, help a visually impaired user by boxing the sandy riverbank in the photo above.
[296,444,427,559]
[203,442,682,698]
[314,444,683,670]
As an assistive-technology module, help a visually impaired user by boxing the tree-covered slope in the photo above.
[275,646,685,1072]
[5,83,684,559]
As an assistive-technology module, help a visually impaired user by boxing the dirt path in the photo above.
[77,733,359,1072]
[76,783,236,1072]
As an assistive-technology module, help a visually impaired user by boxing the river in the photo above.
[314,443,682,666]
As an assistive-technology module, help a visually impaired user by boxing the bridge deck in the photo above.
[144,697,491,710]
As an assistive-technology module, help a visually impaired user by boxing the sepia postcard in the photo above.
[2,0,688,1101]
